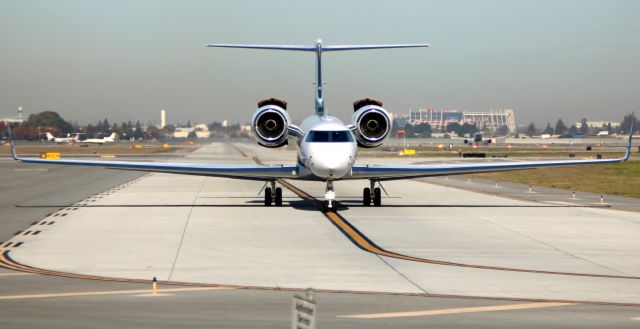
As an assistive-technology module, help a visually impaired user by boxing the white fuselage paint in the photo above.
[296,114,358,181]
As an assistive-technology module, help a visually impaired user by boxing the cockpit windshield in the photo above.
[306,130,354,143]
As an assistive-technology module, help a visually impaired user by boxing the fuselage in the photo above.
[296,114,358,181]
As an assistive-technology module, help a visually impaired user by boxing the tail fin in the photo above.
[207,39,429,115]
[46,132,54,140]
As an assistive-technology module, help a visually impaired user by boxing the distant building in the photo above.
[173,127,191,138]
[172,123,210,139]
[1,106,26,123]
[160,110,166,128]
[194,123,210,138]
[574,121,620,129]
[397,108,517,134]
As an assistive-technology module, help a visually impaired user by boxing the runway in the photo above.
[1,141,640,328]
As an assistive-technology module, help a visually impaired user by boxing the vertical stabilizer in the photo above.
[206,40,429,117]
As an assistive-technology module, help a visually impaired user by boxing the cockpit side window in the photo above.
[306,130,353,143]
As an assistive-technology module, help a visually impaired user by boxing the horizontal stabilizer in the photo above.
[206,43,430,52]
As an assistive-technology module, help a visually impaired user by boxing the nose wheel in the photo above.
[323,180,337,212]
[363,180,382,206]
[264,181,282,206]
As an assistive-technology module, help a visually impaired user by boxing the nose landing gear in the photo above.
[363,180,382,206]
[323,180,336,212]
[264,180,282,206]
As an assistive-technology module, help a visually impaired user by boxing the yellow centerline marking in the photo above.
[0,272,36,277]
[0,286,228,301]
[339,302,574,318]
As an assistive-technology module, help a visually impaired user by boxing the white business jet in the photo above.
[7,39,634,211]
[82,132,116,145]
[46,132,77,144]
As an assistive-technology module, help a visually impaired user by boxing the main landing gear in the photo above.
[363,180,382,207]
[264,180,282,206]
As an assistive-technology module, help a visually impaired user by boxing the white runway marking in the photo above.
[339,302,574,319]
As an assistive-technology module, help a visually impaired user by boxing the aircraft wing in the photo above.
[13,156,298,181]
[6,127,297,181]
[351,128,634,181]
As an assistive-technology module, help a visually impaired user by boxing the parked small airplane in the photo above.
[6,39,635,211]
[81,133,116,145]
[46,132,77,144]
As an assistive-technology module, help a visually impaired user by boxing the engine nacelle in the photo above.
[351,98,391,148]
[252,98,290,148]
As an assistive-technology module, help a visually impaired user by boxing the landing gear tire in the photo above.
[264,187,272,206]
[274,187,282,206]
[323,200,336,212]
[373,187,382,207]
[363,188,371,206]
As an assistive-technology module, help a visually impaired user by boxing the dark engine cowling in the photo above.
[252,98,290,148]
[351,98,391,148]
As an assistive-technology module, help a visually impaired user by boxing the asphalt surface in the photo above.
[0,159,145,242]
[1,146,640,328]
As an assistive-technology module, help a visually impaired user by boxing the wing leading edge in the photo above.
[352,126,634,181]
[6,126,297,181]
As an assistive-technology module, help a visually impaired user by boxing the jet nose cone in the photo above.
[309,155,351,179]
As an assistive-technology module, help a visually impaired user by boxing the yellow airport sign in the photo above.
[132,145,143,149]
[40,152,60,160]
[162,143,170,149]
[402,149,416,155]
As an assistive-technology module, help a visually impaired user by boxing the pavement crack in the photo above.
[376,255,430,295]
[457,207,632,277]
[167,177,207,280]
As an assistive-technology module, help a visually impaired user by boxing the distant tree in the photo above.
[409,123,432,138]
[543,123,554,135]
[134,121,143,139]
[555,119,568,135]
[165,124,176,133]
[445,122,461,135]
[85,124,98,138]
[187,120,192,128]
[569,124,578,134]
[23,111,74,134]
[620,112,638,134]
[606,122,613,133]
[390,120,402,134]
[145,126,163,140]
[579,118,589,135]
[525,123,536,136]
[102,118,110,131]
[209,121,223,131]
[496,125,510,136]
[459,123,478,137]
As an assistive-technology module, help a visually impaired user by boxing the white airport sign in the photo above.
[291,290,316,329]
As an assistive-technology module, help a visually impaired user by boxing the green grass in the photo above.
[471,161,640,198]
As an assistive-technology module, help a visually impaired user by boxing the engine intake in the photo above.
[252,98,290,148]
[352,98,391,148]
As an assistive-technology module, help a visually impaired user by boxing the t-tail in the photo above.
[206,39,430,116]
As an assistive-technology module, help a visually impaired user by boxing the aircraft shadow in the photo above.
[16,202,604,210]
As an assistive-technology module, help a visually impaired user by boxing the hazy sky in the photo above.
[1,0,638,127]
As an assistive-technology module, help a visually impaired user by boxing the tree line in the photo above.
[523,112,639,137]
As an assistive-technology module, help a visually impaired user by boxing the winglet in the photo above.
[5,121,20,161]
[623,121,634,161]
